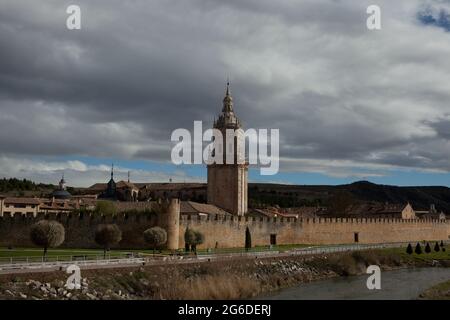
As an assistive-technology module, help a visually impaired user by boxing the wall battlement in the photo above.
[0,198,449,250]
[0,199,180,249]
[180,211,450,248]
[179,214,448,225]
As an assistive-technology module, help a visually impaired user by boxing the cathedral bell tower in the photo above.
[207,82,248,215]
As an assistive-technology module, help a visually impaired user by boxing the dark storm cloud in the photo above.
[1,0,450,184]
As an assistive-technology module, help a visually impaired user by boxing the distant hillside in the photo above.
[0,178,56,197]
[249,181,450,213]
[2,177,450,213]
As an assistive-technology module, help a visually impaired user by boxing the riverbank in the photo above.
[0,247,449,300]
[419,280,450,300]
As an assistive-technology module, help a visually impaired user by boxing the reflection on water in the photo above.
[260,268,450,300]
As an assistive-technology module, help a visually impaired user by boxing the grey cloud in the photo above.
[0,0,450,183]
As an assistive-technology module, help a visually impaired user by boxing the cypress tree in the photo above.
[434,242,440,252]
[425,242,431,253]
[415,243,422,254]
[245,227,252,251]
[406,243,413,255]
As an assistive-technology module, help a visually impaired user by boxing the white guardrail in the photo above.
[0,241,446,272]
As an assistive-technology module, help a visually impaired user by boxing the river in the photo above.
[260,267,450,300]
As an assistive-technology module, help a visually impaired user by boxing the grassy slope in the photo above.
[419,280,450,300]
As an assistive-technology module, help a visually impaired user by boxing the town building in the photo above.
[87,165,139,201]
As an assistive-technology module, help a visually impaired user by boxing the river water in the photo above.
[260,268,450,300]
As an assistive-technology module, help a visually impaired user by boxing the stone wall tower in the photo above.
[160,198,180,250]
[207,83,248,215]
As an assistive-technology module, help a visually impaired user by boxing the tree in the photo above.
[94,224,122,258]
[440,240,444,247]
[245,227,252,251]
[192,231,205,253]
[94,200,117,216]
[434,242,440,252]
[184,227,196,252]
[415,243,422,254]
[406,243,413,255]
[425,242,431,253]
[143,227,167,255]
[30,220,65,259]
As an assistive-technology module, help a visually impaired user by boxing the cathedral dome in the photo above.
[52,189,72,200]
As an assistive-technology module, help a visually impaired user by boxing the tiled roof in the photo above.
[343,203,408,215]
[137,183,206,190]
[88,181,138,191]
[115,181,138,189]
[3,197,41,205]
[88,183,107,191]
[180,201,229,215]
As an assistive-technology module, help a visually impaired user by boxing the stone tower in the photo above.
[207,83,248,215]
[162,198,180,250]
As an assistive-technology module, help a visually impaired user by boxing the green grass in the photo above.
[0,243,315,261]
[190,243,316,255]
[377,244,450,262]
[2,243,447,262]
[0,247,139,263]
[420,280,450,300]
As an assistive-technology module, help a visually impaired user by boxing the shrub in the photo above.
[184,227,196,252]
[30,220,65,258]
[434,242,440,252]
[425,243,431,254]
[143,227,167,254]
[406,243,413,255]
[183,228,205,253]
[415,243,422,254]
[440,240,444,247]
[94,224,122,258]
[193,231,205,253]
[94,200,117,216]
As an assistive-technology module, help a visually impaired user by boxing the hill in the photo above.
[2,177,450,213]
[248,181,450,213]
[0,178,57,197]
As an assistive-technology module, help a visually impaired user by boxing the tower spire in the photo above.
[222,80,233,113]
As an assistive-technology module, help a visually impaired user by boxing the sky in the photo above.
[1,0,450,187]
